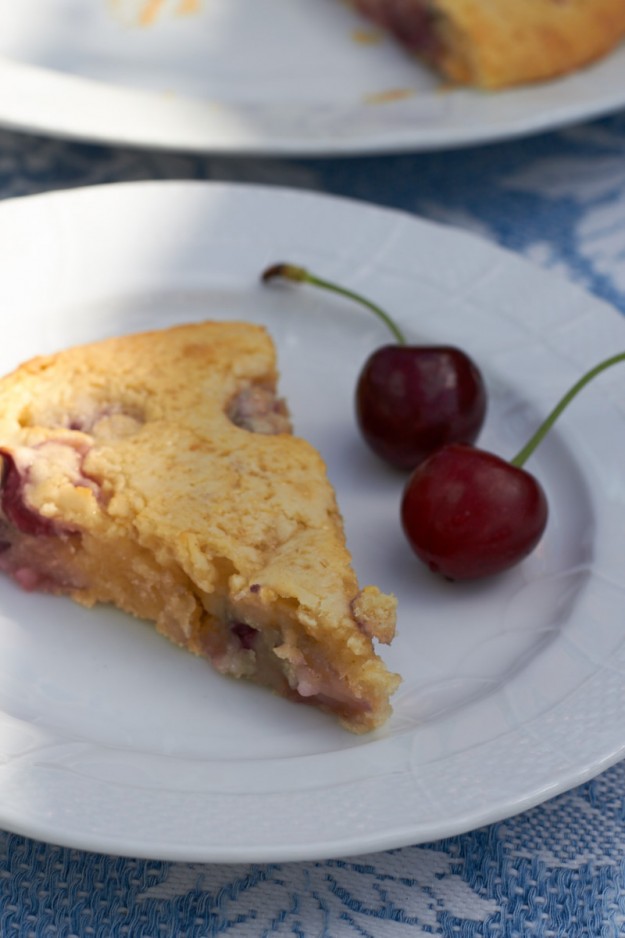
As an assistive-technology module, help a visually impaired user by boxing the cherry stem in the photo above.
[261,262,407,345]
[511,351,625,468]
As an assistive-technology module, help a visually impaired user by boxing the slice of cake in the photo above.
[350,0,625,88]
[0,321,399,732]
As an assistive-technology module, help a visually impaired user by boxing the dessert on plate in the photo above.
[0,321,399,732]
[349,0,625,88]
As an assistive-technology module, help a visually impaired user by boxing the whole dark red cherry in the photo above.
[356,344,486,470]
[261,263,486,470]
[401,351,625,580]
[401,444,548,579]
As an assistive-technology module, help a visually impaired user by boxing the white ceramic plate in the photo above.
[0,1,624,155]
[1,180,625,862]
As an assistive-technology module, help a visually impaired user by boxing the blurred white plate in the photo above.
[1,181,625,861]
[0,1,624,154]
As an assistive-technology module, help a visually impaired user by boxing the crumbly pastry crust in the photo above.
[351,0,625,88]
[0,321,399,732]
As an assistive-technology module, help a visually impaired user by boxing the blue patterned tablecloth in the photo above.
[2,111,625,936]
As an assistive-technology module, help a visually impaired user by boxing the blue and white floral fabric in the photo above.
[1,110,625,937]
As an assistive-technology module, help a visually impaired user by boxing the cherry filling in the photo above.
[0,440,101,538]
[352,0,442,56]
[0,452,56,536]
[227,385,291,435]
[230,621,258,650]
[219,621,372,722]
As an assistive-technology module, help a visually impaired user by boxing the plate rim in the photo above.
[1,34,625,156]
